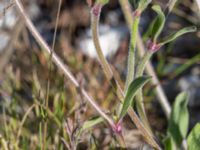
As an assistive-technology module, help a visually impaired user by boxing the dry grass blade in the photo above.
[16,104,36,145]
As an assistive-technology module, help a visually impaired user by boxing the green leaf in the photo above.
[187,123,200,150]
[79,116,104,135]
[119,76,151,119]
[168,92,189,147]
[96,0,109,5]
[151,5,165,42]
[163,136,176,150]
[160,26,197,45]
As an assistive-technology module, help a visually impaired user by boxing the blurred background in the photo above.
[0,0,199,149]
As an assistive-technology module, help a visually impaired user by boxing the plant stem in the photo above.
[91,4,125,103]
[119,0,132,29]
[119,0,171,119]
[90,3,160,149]
[43,1,62,148]
[91,6,113,80]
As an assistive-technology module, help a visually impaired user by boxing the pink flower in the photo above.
[112,121,122,134]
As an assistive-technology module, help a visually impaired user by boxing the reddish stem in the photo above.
[147,40,161,53]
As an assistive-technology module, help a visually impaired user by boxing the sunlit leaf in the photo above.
[187,123,200,150]
[119,76,151,119]
[160,26,197,45]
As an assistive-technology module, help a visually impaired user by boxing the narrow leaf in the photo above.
[119,76,151,119]
[168,92,189,147]
[187,123,200,150]
[160,26,197,45]
[151,5,165,42]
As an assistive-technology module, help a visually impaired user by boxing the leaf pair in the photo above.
[144,5,196,47]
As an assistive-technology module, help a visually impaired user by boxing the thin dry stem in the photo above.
[16,104,36,145]
[14,0,115,129]
[43,0,62,148]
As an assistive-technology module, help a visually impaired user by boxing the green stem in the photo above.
[125,16,140,92]
[91,5,126,103]
[91,3,160,149]
[91,6,113,80]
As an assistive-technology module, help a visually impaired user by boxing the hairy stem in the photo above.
[119,0,171,119]
[91,5,124,102]
[91,3,160,149]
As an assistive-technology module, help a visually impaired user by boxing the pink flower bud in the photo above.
[112,121,122,134]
